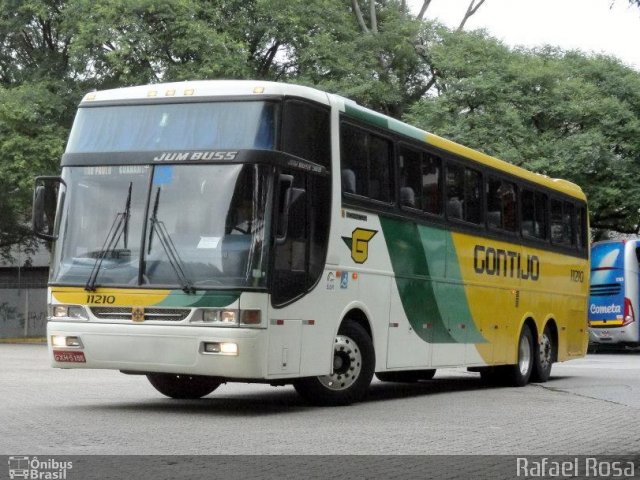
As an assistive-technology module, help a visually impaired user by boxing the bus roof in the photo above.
[81,80,586,201]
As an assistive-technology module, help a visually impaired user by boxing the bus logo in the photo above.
[342,228,377,264]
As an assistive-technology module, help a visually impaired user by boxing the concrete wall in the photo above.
[0,288,48,338]
[0,268,48,338]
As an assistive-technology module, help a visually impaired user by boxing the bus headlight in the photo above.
[192,309,239,326]
[51,335,84,348]
[49,305,88,321]
[191,309,262,327]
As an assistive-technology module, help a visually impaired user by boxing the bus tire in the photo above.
[146,373,220,399]
[504,324,534,387]
[293,319,375,406]
[531,324,556,383]
[376,369,436,383]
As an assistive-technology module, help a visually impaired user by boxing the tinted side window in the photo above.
[399,146,422,210]
[399,147,442,215]
[446,163,482,224]
[576,206,587,250]
[340,123,393,203]
[422,154,442,215]
[464,168,482,224]
[487,177,517,232]
[282,100,331,169]
[369,134,393,202]
[522,190,548,240]
[446,163,464,220]
[551,199,572,245]
[341,124,368,196]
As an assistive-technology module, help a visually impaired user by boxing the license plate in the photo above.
[600,330,610,338]
[53,350,86,363]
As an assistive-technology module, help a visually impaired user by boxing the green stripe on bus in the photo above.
[380,217,454,343]
[158,290,240,307]
[380,217,486,344]
[344,104,389,129]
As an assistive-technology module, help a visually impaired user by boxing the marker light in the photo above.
[241,310,261,325]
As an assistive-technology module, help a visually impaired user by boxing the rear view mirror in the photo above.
[32,176,64,241]
[275,174,306,245]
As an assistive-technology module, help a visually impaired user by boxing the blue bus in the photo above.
[589,240,640,348]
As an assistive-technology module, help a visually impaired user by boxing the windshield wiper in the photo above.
[85,182,132,291]
[146,187,195,294]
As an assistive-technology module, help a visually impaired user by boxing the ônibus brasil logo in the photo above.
[8,456,73,480]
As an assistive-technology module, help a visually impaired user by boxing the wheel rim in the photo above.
[538,332,552,372]
[518,332,532,376]
[318,334,362,391]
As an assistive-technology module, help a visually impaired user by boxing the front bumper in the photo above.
[589,326,638,346]
[47,321,267,379]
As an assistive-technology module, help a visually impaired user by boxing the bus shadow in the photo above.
[367,375,494,402]
[73,375,500,416]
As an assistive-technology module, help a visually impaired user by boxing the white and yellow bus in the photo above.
[33,80,589,405]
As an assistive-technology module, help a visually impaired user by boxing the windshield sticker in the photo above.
[153,165,174,185]
[197,236,221,249]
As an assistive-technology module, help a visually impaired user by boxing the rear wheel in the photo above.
[503,324,534,387]
[376,369,436,383]
[294,319,375,406]
[147,373,220,399]
[531,324,556,383]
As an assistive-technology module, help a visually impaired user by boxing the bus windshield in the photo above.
[51,163,273,289]
[66,101,277,153]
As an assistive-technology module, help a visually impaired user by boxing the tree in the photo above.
[406,29,640,234]
[0,0,83,261]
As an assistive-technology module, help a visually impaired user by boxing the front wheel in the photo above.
[147,373,220,399]
[294,319,375,406]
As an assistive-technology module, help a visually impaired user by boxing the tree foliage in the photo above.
[0,0,639,259]
[406,30,640,234]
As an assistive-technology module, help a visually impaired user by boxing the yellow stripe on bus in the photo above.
[52,287,172,307]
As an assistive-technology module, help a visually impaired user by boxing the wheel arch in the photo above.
[542,316,559,363]
[340,306,373,340]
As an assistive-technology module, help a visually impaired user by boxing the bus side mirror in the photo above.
[275,174,306,245]
[32,176,64,241]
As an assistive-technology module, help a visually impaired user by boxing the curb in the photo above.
[0,337,47,344]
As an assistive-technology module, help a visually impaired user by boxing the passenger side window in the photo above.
[551,199,573,245]
[522,189,547,240]
[446,163,482,224]
[281,100,331,169]
[340,124,367,196]
[398,146,422,210]
[340,123,393,203]
[464,168,483,224]
[398,146,443,215]
[423,154,443,215]
[576,206,587,250]
[446,164,464,220]
[487,177,517,232]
